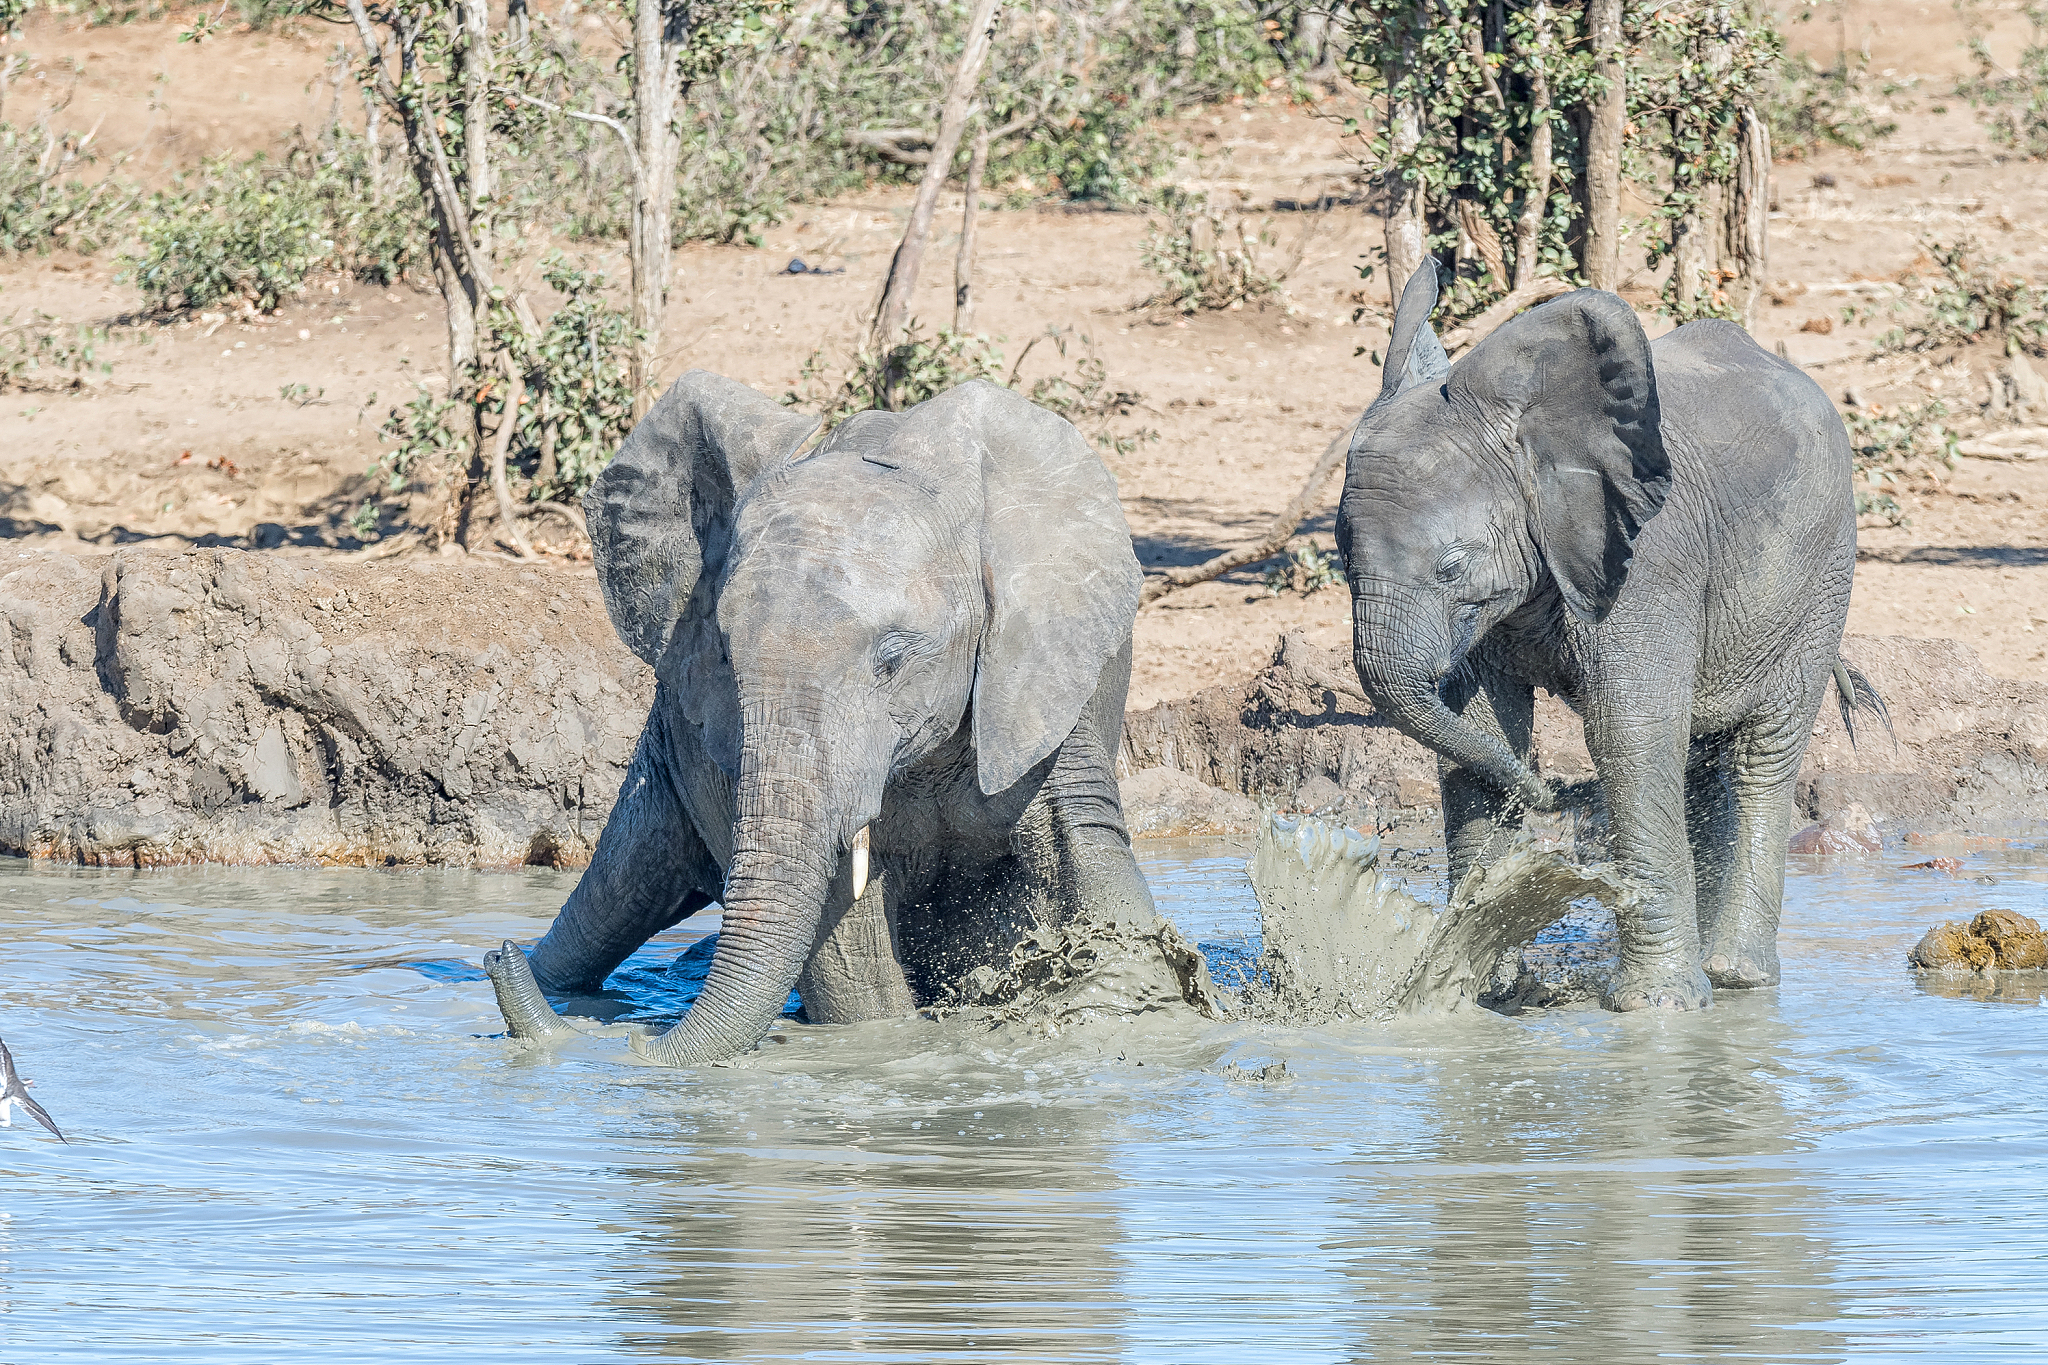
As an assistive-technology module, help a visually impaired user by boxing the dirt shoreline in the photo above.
[7,545,2039,870]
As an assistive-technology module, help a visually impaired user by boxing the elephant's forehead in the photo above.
[734,458,947,554]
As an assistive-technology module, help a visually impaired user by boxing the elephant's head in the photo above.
[585,374,1139,1063]
[1335,261,1670,809]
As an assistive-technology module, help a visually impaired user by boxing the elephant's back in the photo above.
[1650,322,1850,484]
[1648,321,1852,533]
[1636,321,1857,722]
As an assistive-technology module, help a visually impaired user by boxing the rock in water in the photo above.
[1910,909,2048,971]
[1246,814,1640,1020]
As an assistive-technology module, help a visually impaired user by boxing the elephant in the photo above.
[1336,260,1884,1012]
[483,371,1164,1062]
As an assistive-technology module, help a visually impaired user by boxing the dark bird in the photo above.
[0,1036,67,1143]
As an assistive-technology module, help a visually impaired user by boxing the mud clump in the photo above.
[945,916,1225,1035]
[1910,909,2048,972]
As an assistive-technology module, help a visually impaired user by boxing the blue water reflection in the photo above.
[0,839,2041,1362]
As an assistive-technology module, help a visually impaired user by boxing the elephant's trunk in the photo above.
[483,700,876,1064]
[1352,625,1554,812]
[631,710,850,1065]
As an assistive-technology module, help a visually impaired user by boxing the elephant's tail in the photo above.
[1833,659,1895,753]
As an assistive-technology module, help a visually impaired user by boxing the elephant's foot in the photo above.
[1704,943,1780,990]
[1605,961,1713,1012]
[483,940,581,1040]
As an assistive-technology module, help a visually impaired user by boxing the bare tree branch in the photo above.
[1141,422,1357,606]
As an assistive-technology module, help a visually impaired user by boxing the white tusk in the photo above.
[851,824,870,901]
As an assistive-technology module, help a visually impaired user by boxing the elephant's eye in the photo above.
[1435,548,1469,583]
[874,630,924,681]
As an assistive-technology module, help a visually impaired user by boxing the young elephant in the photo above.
[485,372,1157,1061]
[1339,261,1880,1011]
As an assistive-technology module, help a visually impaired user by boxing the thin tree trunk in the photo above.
[1510,1,1553,290]
[1583,0,1624,291]
[1141,422,1357,605]
[870,0,1003,351]
[459,0,492,254]
[1381,22,1426,307]
[1722,106,1770,329]
[629,0,688,418]
[954,125,989,333]
[491,359,535,560]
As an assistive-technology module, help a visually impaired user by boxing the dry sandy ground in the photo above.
[1,3,2044,710]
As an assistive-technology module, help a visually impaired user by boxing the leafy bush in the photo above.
[365,257,641,522]
[1841,402,1958,526]
[373,384,465,499]
[500,255,642,503]
[1766,51,1903,157]
[790,323,1010,425]
[1263,540,1344,596]
[123,146,427,314]
[1876,237,2048,355]
[0,116,138,256]
[125,156,335,313]
[1957,2,2048,157]
[296,129,429,287]
[0,310,113,390]
[1139,185,1290,313]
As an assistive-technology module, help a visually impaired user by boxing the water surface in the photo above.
[2,839,2044,1362]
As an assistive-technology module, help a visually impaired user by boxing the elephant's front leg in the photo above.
[1585,701,1713,1011]
[795,856,918,1024]
[1437,662,1536,891]
[1044,637,1156,930]
[527,721,720,993]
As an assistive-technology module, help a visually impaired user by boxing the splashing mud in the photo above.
[939,814,1638,1034]
[1240,814,1639,1020]
[940,917,1224,1034]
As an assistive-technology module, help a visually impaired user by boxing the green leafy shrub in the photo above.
[1766,51,1904,157]
[123,145,429,314]
[373,384,464,497]
[366,257,640,521]
[1957,2,2048,157]
[0,117,138,256]
[790,323,1010,426]
[125,157,335,313]
[1876,237,2048,355]
[501,255,642,503]
[1139,185,1290,313]
[0,310,113,390]
[296,129,430,287]
[1841,401,1957,526]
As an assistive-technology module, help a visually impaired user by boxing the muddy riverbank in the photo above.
[5,545,2043,868]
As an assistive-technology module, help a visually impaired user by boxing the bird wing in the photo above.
[0,1037,17,1088]
[15,1090,66,1144]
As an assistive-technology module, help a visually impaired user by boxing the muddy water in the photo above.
[2,842,2045,1362]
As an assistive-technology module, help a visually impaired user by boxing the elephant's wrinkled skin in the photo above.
[1337,263,1875,1011]
[485,373,1156,1063]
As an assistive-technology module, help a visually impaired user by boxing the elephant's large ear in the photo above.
[927,382,1140,795]
[588,371,819,665]
[1378,257,1452,401]
[1450,289,1669,623]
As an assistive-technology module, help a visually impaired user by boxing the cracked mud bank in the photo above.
[5,547,2044,869]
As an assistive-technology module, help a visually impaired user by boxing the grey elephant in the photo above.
[484,372,1163,1062]
[1338,261,1883,1011]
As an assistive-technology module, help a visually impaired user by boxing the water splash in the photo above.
[1244,813,1640,1020]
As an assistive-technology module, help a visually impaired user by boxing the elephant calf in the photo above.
[485,373,1159,1061]
[1337,262,1883,1011]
